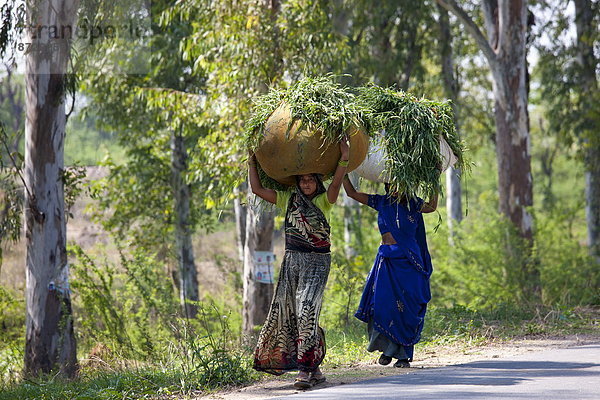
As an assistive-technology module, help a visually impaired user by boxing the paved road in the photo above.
[278,344,600,399]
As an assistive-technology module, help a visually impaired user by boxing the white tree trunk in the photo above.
[343,172,360,258]
[437,0,538,298]
[242,191,275,337]
[445,167,462,236]
[242,0,279,337]
[24,0,79,378]
[171,130,199,319]
[233,182,247,264]
[437,0,534,242]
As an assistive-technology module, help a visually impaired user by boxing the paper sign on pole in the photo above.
[254,251,276,284]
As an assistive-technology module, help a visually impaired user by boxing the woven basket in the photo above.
[255,103,369,186]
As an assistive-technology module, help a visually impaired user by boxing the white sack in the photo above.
[354,134,458,183]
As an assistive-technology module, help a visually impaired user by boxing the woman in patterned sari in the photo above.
[248,138,349,389]
[342,176,438,368]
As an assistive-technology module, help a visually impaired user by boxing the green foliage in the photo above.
[70,245,179,359]
[245,78,466,197]
[167,306,257,390]
[41,244,258,397]
[0,361,254,400]
[80,0,235,260]
[61,165,87,220]
[357,85,467,200]
[323,324,372,368]
[64,114,125,166]
[0,286,24,386]
[0,122,23,264]
[535,209,600,305]
[533,0,600,152]
[335,0,437,90]
[429,192,535,309]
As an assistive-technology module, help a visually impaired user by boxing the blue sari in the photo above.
[355,195,433,361]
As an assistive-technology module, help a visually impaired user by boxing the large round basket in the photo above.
[255,103,369,186]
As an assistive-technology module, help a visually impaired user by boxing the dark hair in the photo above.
[295,174,319,184]
[384,183,408,204]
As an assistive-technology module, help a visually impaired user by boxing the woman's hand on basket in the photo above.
[339,135,350,160]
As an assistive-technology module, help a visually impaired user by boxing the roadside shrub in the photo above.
[0,286,24,386]
[535,209,600,306]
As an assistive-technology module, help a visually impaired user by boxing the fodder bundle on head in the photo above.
[356,85,467,201]
[245,75,371,190]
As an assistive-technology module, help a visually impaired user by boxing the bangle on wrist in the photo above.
[338,159,349,167]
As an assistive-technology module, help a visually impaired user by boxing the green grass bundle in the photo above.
[357,85,467,200]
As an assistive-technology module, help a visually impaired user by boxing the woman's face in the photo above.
[298,174,317,197]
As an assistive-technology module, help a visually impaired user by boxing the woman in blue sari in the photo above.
[343,176,437,368]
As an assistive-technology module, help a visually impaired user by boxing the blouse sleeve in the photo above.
[410,196,425,212]
[275,190,292,211]
[313,193,333,214]
[367,194,384,211]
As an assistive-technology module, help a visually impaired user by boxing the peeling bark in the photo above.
[436,0,538,298]
[574,0,600,262]
[24,0,79,378]
[437,0,534,242]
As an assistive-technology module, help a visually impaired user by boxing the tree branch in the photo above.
[435,0,497,66]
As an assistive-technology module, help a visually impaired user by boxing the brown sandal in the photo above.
[294,377,313,389]
[310,373,326,386]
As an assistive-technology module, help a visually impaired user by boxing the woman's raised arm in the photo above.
[342,175,369,205]
[248,154,277,204]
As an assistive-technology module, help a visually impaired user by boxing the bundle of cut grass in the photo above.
[245,75,371,189]
[356,85,466,201]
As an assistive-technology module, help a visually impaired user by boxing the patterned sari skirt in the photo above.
[253,250,330,375]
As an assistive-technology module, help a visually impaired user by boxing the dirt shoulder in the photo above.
[196,334,600,400]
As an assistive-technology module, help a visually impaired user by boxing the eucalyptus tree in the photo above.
[535,0,599,262]
[80,0,222,319]
[436,0,539,296]
[0,0,80,377]
[437,5,463,237]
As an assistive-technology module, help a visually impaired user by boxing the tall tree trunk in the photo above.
[478,0,534,243]
[24,0,79,378]
[437,0,538,295]
[242,194,275,336]
[234,182,247,264]
[437,4,463,241]
[343,172,361,258]
[574,0,600,262]
[171,129,199,319]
